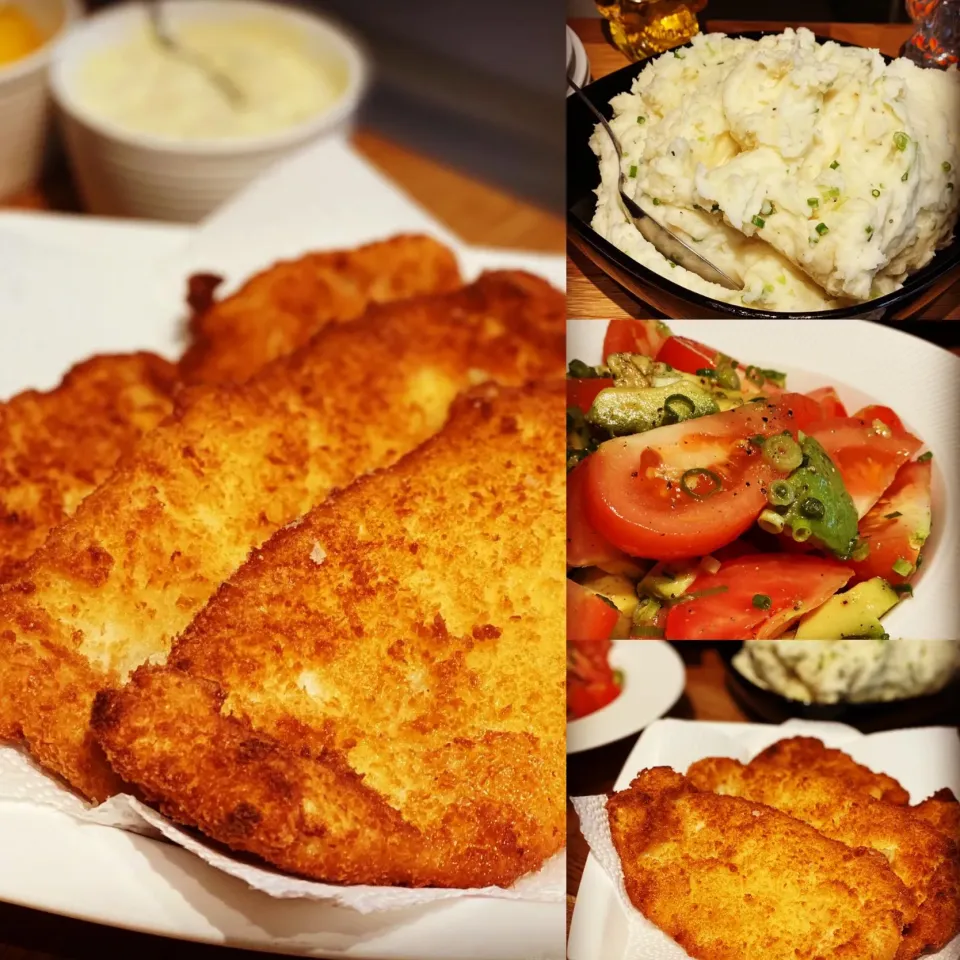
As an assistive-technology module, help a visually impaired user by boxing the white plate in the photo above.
[566,26,591,93]
[566,319,960,640]
[568,718,960,960]
[0,140,567,959]
[567,641,685,754]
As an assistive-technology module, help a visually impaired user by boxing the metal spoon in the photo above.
[568,76,742,291]
[147,1,245,108]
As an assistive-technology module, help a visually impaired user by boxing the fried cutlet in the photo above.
[606,767,914,960]
[0,271,563,802]
[178,234,461,385]
[750,737,911,804]
[687,757,960,959]
[94,380,565,888]
[0,353,178,588]
[914,789,960,848]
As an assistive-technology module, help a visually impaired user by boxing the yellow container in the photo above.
[595,0,707,61]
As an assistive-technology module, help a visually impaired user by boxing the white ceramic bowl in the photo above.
[49,0,368,222]
[0,0,79,200]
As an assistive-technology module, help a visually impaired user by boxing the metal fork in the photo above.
[568,76,742,292]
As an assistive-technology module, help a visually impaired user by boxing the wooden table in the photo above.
[567,18,960,321]
[0,125,560,960]
[3,129,564,254]
[566,644,745,934]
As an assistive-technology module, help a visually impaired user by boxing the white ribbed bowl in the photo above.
[0,0,79,200]
[49,0,368,222]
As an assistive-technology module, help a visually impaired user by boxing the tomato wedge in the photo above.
[850,458,932,587]
[665,554,854,640]
[567,638,620,719]
[655,335,717,375]
[806,415,923,518]
[584,394,822,560]
[567,459,631,569]
[853,404,905,434]
[567,377,613,413]
[567,579,618,641]
[603,319,671,361]
[807,386,848,419]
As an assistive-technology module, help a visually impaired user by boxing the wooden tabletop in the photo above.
[567,18,960,321]
[0,124,559,960]
[2,129,564,254]
[565,644,745,934]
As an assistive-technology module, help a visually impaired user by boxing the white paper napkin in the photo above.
[572,718,960,960]
[0,741,562,913]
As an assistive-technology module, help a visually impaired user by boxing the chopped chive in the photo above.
[917,451,933,462]
[673,50,685,58]
[872,188,881,197]
[652,197,662,205]
[893,131,910,152]
[629,164,638,178]
[902,171,909,182]
[752,215,766,228]
[943,160,952,172]
[892,557,913,577]
[638,115,646,124]
[752,593,772,610]
[815,222,829,236]
[807,197,819,207]
[884,511,903,519]
[825,187,840,199]
[865,225,874,235]
[679,468,723,500]
[830,160,840,169]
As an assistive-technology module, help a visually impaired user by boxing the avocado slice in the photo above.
[638,560,699,600]
[773,436,859,560]
[587,383,719,436]
[794,577,900,639]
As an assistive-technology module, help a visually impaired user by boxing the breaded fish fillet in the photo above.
[607,767,914,960]
[750,737,911,805]
[914,789,960,848]
[178,234,461,384]
[0,272,563,802]
[0,353,178,587]
[94,380,565,888]
[687,757,960,959]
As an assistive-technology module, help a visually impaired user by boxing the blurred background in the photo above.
[567,0,913,22]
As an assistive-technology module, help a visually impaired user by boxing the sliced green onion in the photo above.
[696,367,717,378]
[752,215,766,229]
[653,197,662,205]
[865,225,874,235]
[671,585,730,605]
[629,164,638,178]
[884,511,903,520]
[943,161,952,173]
[893,131,910,152]
[663,393,696,423]
[807,197,819,207]
[680,468,723,500]
[830,159,840,169]
[800,497,825,520]
[752,593,772,610]
[760,199,774,216]
[851,539,871,562]
[872,188,881,197]
[715,364,740,391]
[792,524,813,543]
[767,480,795,507]
[762,432,803,472]
[758,508,786,535]
[815,222,829,236]
[638,115,647,124]
[902,171,909,182]
[673,49,685,58]
[892,557,913,577]
[825,187,840,199]
[893,583,914,597]
[918,451,933,463]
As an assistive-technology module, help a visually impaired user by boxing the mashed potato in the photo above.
[591,29,960,312]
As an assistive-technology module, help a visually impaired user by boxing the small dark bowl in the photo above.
[718,643,960,732]
[567,32,960,319]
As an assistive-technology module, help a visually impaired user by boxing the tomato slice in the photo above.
[807,415,923,518]
[567,377,613,413]
[603,319,672,361]
[665,554,854,640]
[655,336,717,375]
[850,458,932,587]
[807,386,848,419]
[584,394,822,561]
[567,460,632,569]
[853,404,905,434]
[567,579,618,641]
[567,638,620,719]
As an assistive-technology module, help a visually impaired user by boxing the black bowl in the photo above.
[567,32,960,319]
[718,643,960,732]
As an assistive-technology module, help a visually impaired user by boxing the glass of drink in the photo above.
[594,0,707,61]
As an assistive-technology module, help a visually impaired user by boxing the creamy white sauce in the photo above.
[734,638,960,704]
[78,19,345,140]
[591,28,960,311]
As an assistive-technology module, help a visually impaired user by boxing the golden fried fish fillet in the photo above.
[607,767,914,960]
[0,353,178,587]
[178,234,461,385]
[687,757,960,959]
[750,737,911,805]
[94,380,565,888]
[0,271,563,802]
[914,789,960,848]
